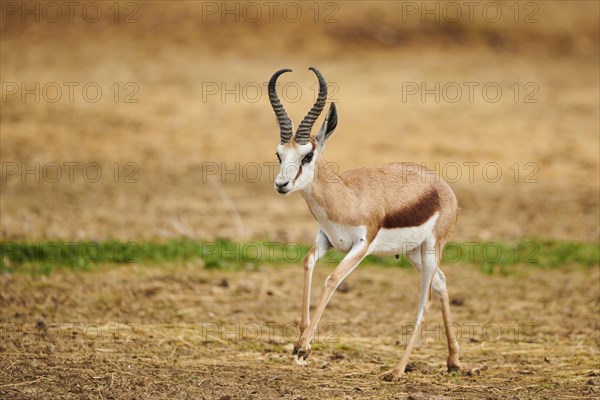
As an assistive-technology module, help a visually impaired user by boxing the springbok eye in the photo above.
[275,152,281,163]
[302,152,314,164]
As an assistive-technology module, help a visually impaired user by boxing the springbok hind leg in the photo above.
[431,244,461,372]
[385,240,437,381]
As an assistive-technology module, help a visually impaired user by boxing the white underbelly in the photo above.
[369,212,439,256]
[305,192,439,256]
[319,222,367,253]
[318,212,439,255]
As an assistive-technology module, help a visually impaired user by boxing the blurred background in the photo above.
[1,1,598,243]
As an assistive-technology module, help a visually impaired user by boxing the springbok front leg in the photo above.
[294,242,369,361]
[387,239,438,380]
[298,230,332,335]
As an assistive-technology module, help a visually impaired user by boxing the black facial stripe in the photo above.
[292,165,303,184]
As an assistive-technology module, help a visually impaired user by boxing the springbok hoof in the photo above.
[381,368,405,382]
[447,355,461,372]
[292,344,310,360]
[292,354,309,366]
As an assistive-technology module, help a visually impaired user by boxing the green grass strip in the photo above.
[0,239,598,275]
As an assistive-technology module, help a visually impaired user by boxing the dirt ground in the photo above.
[1,263,599,399]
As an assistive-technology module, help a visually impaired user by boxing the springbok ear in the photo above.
[315,103,338,149]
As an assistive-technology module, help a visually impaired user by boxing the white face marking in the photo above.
[274,143,317,195]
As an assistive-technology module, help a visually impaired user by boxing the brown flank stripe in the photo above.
[382,190,441,228]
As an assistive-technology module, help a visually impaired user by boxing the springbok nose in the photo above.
[276,180,289,188]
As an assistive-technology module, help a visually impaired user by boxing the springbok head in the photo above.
[269,67,338,195]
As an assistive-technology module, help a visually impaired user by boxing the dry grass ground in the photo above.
[1,2,599,242]
[1,262,598,399]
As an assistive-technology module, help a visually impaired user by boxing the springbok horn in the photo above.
[294,67,328,145]
[268,68,294,144]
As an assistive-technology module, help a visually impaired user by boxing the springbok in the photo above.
[268,67,461,380]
